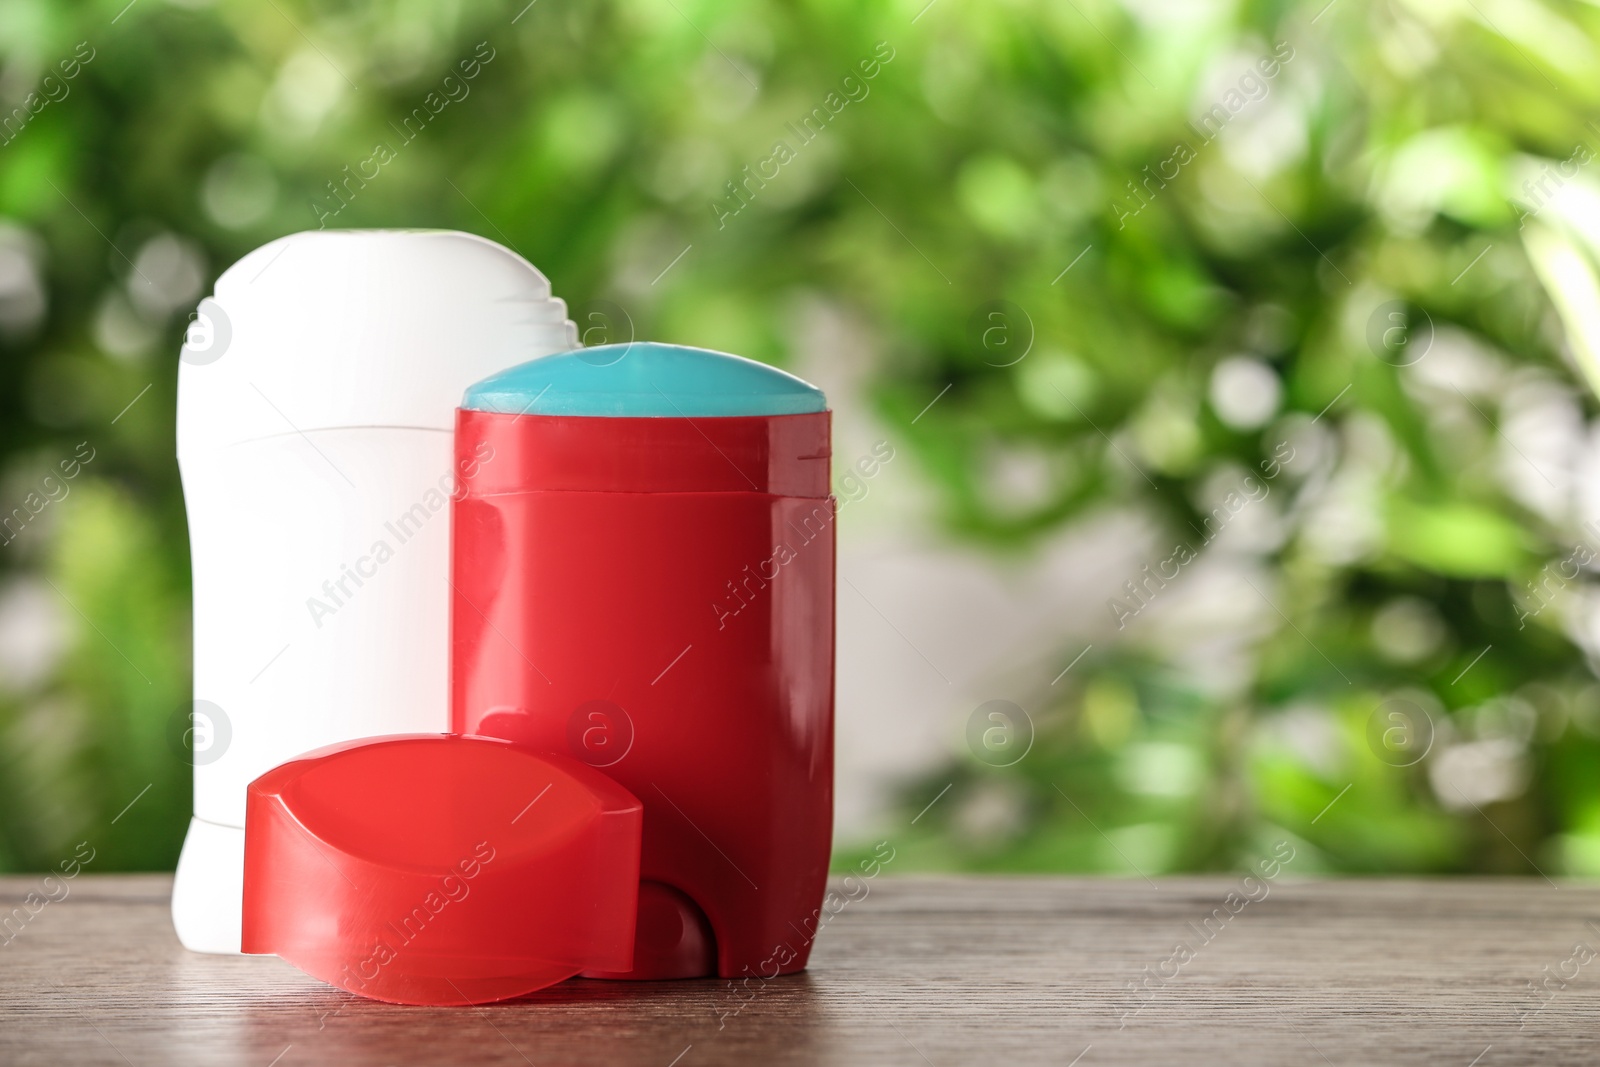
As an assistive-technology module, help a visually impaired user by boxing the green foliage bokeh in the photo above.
[2,0,1600,877]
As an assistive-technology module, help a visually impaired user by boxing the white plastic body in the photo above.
[171,230,575,953]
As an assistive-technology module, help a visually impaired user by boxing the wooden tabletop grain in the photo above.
[0,874,1594,1065]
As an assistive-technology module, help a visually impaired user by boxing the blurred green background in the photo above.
[4,0,1600,878]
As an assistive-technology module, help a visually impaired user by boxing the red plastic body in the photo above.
[450,408,835,980]
[241,734,642,1005]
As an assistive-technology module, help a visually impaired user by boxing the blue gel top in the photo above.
[462,342,828,418]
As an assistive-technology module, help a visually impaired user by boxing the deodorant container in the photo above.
[450,342,835,979]
[172,230,576,953]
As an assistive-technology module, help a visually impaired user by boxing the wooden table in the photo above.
[0,874,1592,1065]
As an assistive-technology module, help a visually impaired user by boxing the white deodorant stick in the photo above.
[171,230,576,953]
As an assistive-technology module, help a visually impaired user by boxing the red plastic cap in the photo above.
[241,734,642,1005]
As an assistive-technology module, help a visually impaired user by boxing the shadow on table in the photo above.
[164,952,834,1066]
